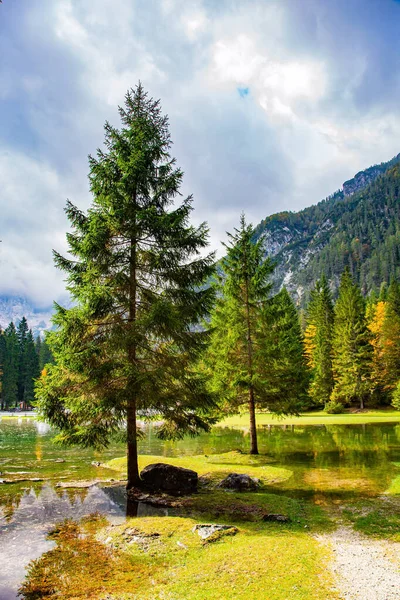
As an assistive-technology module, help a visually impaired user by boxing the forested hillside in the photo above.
[254,154,400,302]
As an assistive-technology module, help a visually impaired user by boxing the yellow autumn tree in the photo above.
[367,300,387,395]
[304,323,317,369]
[368,282,400,405]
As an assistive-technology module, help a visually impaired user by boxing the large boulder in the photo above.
[140,463,198,495]
[218,473,260,491]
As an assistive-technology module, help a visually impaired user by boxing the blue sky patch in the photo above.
[237,87,250,98]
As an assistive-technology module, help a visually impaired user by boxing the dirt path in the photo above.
[316,525,400,600]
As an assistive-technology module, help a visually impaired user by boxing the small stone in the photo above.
[262,513,291,523]
[218,473,260,491]
[192,524,239,540]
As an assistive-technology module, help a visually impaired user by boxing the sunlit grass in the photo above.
[220,409,400,427]
[342,498,400,542]
[107,451,292,486]
[385,474,400,495]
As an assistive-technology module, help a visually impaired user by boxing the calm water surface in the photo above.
[0,418,399,598]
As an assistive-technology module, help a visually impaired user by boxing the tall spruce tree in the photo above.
[0,328,5,409]
[17,317,29,404]
[35,335,54,371]
[23,330,40,406]
[304,276,334,408]
[3,323,19,409]
[206,216,274,454]
[331,269,371,409]
[35,84,216,488]
[35,335,42,361]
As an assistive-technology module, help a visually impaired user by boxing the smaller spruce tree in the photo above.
[304,276,334,408]
[331,269,371,409]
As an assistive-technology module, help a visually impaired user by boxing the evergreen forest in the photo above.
[0,318,53,409]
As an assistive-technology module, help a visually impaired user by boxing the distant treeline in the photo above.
[304,271,400,412]
[0,317,54,409]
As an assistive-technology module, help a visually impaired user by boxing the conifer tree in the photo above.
[36,336,54,370]
[35,84,216,488]
[17,317,29,404]
[206,216,274,454]
[0,328,5,409]
[304,276,334,408]
[23,330,40,406]
[331,269,371,409]
[3,323,19,408]
[259,288,310,411]
[35,335,42,362]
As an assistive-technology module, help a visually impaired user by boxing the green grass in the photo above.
[0,414,37,420]
[19,451,340,599]
[20,505,337,600]
[220,409,400,427]
[385,473,400,495]
[107,451,292,486]
[342,498,400,541]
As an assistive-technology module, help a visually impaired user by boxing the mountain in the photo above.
[0,296,53,336]
[254,153,400,303]
[2,153,400,326]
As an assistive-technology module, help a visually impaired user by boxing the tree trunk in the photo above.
[248,386,258,454]
[126,395,141,489]
[126,195,140,490]
[126,497,139,517]
[244,253,258,455]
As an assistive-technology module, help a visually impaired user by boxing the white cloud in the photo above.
[1,0,400,307]
[0,148,74,307]
[53,0,165,106]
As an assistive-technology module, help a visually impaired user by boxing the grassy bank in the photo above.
[107,451,292,485]
[20,452,339,600]
[19,447,400,599]
[20,514,338,600]
[220,409,400,427]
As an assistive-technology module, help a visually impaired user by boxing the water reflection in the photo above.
[34,421,51,436]
[0,484,119,599]
[0,482,168,600]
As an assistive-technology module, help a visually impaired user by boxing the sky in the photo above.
[1,0,400,309]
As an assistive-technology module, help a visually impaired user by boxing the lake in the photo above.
[1,418,400,599]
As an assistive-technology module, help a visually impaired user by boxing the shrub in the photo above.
[324,400,344,414]
[391,381,400,410]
